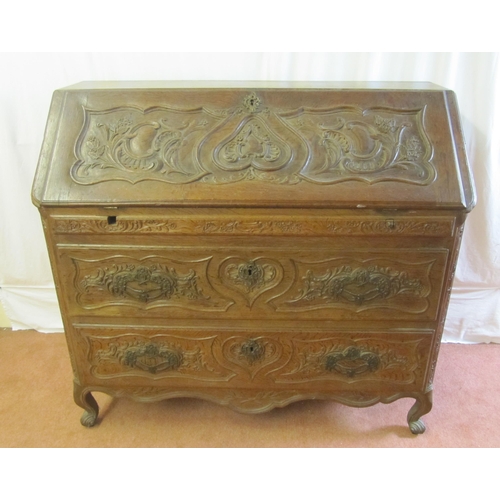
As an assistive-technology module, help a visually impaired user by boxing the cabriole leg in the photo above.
[407,390,433,435]
[74,382,99,427]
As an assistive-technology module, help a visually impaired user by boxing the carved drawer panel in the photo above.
[57,246,448,321]
[76,327,290,386]
[271,334,431,387]
[74,325,431,391]
[79,330,234,383]
[270,253,448,319]
[66,253,233,312]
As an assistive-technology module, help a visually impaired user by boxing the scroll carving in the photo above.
[72,106,223,184]
[218,336,287,380]
[71,94,436,186]
[213,117,294,177]
[285,106,435,184]
[219,257,283,306]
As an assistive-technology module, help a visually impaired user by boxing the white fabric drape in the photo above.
[1,52,498,342]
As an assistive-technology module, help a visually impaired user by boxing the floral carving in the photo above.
[225,260,275,293]
[275,338,423,384]
[111,341,183,374]
[71,101,435,186]
[71,255,234,312]
[81,263,204,303]
[286,106,435,184]
[87,334,234,381]
[54,218,179,234]
[222,123,281,165]
[325,219,452,236]
[53,216,453,237]
[213,116,294,178]
[324,346,381,377]
[294,265,423,306]
[272,256,438,315]
[239,339,266,364]
[243,92,261,113]
[72,107,223,184]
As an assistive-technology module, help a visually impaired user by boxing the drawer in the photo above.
[57,245,449,322]
[49,211,456,238]
[73,325,432,391]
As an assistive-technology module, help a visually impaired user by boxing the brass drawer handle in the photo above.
[324,346,381,378]
[123,342,183,374]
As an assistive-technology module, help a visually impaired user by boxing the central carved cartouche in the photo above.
[239,339,266,365]
[224,259,278,294]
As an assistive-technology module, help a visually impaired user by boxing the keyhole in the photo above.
[249,346,254,352]
[249,98,255,106]
[248,268,253,276]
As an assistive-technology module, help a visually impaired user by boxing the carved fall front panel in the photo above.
[71,93,436,186]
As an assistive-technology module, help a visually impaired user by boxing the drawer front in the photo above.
[73,325,432,390]
[57,245,448,321]
[49,213,456,238]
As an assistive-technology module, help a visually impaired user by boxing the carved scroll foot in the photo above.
[74,382,99,427]
[407,390,433,435]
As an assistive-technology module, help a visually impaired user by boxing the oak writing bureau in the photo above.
[32,81,475,433]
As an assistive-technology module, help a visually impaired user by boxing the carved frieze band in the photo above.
[71,94,436,186]
[72,255,233,311]
[52,216,454,237]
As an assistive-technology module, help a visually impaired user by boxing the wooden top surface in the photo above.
[32,82,475,210]
[62,81,448,90]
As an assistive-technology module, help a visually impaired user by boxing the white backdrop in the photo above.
[0,52,498,343]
